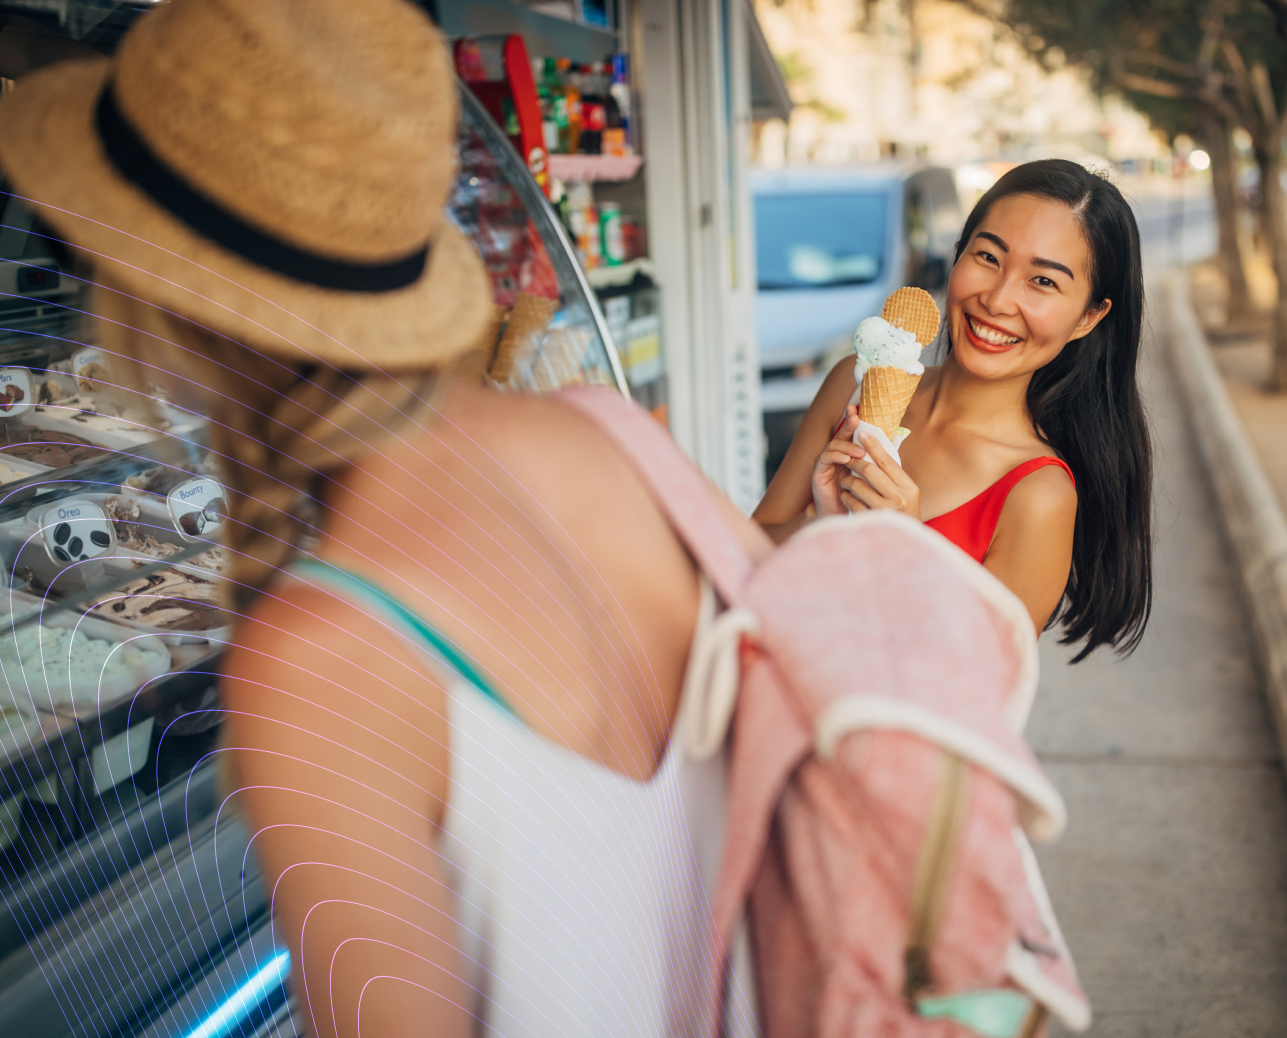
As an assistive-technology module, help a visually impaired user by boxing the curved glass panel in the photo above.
[451,84,627,395]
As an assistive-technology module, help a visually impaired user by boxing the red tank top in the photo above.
[923,457,1075,563]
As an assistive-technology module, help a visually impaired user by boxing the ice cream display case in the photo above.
[0,3,626,1036]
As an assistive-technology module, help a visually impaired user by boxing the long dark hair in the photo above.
[951,159,1151,661]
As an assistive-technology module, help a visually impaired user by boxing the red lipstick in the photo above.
[962,314,1023,354]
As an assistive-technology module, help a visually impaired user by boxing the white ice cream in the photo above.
[0,625,168,706]
[852,315,925,381]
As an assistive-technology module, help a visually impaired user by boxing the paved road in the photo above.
[1031,183,1287,1035]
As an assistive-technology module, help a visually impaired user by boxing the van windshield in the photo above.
[755,192,887,290]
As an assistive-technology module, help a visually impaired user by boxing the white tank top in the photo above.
[286,561,757,1038]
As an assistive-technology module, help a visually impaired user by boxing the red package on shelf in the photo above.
[453,35,551,198]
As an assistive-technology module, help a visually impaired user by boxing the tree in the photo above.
[975,0,1287,385]
[1112,75,1253,322]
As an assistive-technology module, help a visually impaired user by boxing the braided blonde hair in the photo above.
[93,279,439,616]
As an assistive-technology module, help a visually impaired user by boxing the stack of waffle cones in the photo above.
[859,287,941,439]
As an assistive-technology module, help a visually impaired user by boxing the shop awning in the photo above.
[746,0,792,122]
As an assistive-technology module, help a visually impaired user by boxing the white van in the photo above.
[753,165,962,479]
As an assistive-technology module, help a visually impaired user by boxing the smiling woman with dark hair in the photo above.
[754,159,1153,662]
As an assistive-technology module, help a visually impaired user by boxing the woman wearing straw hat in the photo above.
[0,1,771,1035]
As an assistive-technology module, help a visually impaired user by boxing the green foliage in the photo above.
[775,50,847,120]
[979,0,1287,140]
[775,50,814,89]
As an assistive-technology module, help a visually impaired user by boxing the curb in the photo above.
[1164,269,1287,764]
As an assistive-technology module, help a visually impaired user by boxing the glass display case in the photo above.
[0,3,626,1036]
[437,0,671,423]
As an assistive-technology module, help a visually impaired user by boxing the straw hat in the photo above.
[0,0,493,369]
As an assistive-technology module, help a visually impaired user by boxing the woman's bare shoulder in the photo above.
[444,381,772,563]
[1003,460,1078,524]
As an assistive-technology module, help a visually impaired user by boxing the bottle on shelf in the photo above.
[560,57,582,154]
[565,182,600,269]
[610,53,633,156]
[578,61,611,155]
[537,57,566,154]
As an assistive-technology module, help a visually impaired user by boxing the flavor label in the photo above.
[0,368,33,418]
[168,477,228,541]
[40,499,115,565]
[72,347,110,393]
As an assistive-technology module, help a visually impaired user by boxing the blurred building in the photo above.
[751,0,1167,171]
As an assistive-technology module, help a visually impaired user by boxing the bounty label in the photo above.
[41,499,116,565]
[168,477,228,541]
[0,368,33,418]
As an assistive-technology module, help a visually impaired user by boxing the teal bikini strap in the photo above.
[285,556,520,722]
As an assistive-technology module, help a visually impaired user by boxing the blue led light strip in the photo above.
[179,948,290,1038]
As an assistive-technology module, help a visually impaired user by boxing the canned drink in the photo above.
[600,203,625,266]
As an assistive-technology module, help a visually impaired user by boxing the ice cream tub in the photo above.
[0,454,52,488]
[6,554,233,646]
[76,565,233,646]
[1,495,232,645]
[3,488,224,582]
[21,408,158,451]
[101,490,227,572]
[0,416,111,469]
[0,591,174,720]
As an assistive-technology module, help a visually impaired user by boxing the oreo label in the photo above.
[40,499,115,566]
[168,477,227,541]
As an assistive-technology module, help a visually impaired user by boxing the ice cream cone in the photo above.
[859,365,921,439]
[881,286,941,346]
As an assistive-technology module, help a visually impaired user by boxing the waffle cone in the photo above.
[489,293,557,383]
[859,366,921,439]
[881,286,941,346]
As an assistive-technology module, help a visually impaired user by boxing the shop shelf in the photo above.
[547,153,643,183]
[586,256,656,290]
[435,0,619,64]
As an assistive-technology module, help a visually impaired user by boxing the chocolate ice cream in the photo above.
[0,425,105,467]
[87,569,232,632]
[104,494,227,573]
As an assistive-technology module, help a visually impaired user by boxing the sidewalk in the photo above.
[1193,260,1287,517]
[1026,289,1287,1035]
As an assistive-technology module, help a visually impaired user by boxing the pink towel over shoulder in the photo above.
[560,386,1089,1038]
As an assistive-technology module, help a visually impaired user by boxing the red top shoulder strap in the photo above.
[924,456,1075,563]
[557,386,754,605]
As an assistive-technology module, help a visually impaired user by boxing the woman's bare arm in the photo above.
[221,589,467,1038]
[753,357,858,543]
[983,465,1078,634]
